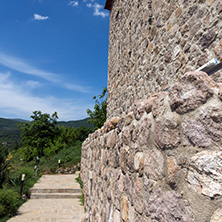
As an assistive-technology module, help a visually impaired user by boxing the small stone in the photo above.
[210,209,222,222]
[124,112,134,126]
[107,130,117,149]
[219,84,222,101]
[120,146,129,173]
[133,178,144,214]
[138,118,151,146]
[154,119,180,149]
[114,210,121,222]
[144,95,157,113]
[121,196,128,222]
[144,148,164,180]
[199,28,217,50]
[167,156,180,186]
[133,100,146,120]
[214,39,222,61]
[206,0,215,6]
[134,152,143,171]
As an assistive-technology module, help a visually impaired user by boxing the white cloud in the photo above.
[0,52,59,82]
[24,80,41,89]
[34,13,49,21]
[69,1,79,7]
[0,52,90,93]
[86,3,92,8]
[93,3,109,18]
[0,72,92,120]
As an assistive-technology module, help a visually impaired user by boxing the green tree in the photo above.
[86,87,107,131]
[18,111,60,161]
[0,144,11,188]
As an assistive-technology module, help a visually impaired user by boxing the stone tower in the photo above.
[105,0,222,119]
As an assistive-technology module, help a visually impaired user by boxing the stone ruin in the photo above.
[81,0,222,221]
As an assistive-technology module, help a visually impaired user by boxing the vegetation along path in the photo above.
[7,173,84,222]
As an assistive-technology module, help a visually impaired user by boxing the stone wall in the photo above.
[81,71,222,222]
[106,0,222,118]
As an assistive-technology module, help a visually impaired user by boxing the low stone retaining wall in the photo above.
[81,71,222,222]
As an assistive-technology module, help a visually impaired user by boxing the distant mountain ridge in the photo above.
[0,117,93,150]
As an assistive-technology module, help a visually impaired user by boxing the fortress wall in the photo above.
[81,71,222,222]
[106,0,222,118]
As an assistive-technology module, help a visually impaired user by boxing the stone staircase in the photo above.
[30,187,81,199]
[30,174,82,199]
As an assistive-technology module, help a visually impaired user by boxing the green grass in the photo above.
[75,173,84,206]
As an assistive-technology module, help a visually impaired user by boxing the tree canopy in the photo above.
[18,111,60,161]
[86,87,107,131]
[0,144,11,188]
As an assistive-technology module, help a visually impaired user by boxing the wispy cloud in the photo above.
[0,52,59,82]
[0,72,92,120]
[34,13,49,21]
[93,3,109,18]
[69,1,79,7]
[70,0,109,18]
[86,3,92,8]
[0,52,91,93]
[24,80,41,89]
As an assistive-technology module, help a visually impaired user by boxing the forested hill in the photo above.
[58,118,93,129]
[0,117,92,151]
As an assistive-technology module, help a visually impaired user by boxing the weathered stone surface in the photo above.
[210,209,222,222]
[167,156,181,186]
[106,130,116,149]
[104,117,121,133]
[113,209,120,222]
[120,146,129,173]
[133,100,146,120]
[124,112,134,126]
[219,84,222,101]
[187,150,222,197]
[144,148,165,180]
[144,95,158,114]
[138,117,151,146]
[121,196,128,222]
[214,39,222,61]
[169,71,215,114]
[182,106,222,147]
[154,119,180,149]
[134,152,143,172]
[152,92,168,118]
[149,190,192,222]
[133,178,144,214]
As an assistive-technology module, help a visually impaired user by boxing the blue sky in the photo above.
[0,0,109,121]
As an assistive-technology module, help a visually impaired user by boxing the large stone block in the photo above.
[144,148,165,180]
[182,106,222,147]
[154,119,180,149]
[187,150,222,197]
[149,190,192,222]
[169,71,215,114]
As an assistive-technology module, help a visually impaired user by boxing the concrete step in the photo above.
[30,188,80,193]
[30,192,81,199]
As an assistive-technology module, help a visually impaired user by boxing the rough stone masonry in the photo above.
[106,0,222,118]
[81,1,222,222]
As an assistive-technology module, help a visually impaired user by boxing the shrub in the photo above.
[0,189,19,217]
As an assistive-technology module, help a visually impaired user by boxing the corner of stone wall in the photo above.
[81,71,222,222]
